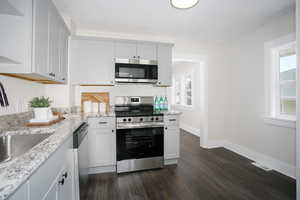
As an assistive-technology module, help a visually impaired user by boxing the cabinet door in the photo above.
[9,181,29,200]
[88,128,116,167]
[0,0,32,73]
[48,3,60,81]
[57,167,73,200]
[137,43,157,60]
[157,44,173,86]
[32,0,50,77]
[70,39,115,85]
[115,41,137,59]
[43,180,58,200]
[58,26,69,83]
[164,126,180,159]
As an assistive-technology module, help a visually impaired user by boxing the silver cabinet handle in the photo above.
[99,122,108,124]
[169,119,176,122]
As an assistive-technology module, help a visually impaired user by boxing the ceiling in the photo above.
[53,0,295,43]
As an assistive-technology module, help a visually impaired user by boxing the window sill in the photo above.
[263,115,296,129]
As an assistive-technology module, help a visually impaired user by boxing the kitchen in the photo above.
[0,0,299,200]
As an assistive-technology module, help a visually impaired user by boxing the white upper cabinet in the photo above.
[70,38,115,85]
[69,37,173,86]
[157,44,173,86]
[0,0,32,72]
[33,0,50,78]
[136,43,157,60]
[115,41,137,59]
[0,0,70,84]
[58,27,69,83]
[115,41,157,61]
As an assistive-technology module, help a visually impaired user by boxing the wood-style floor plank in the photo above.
[85,130,296,200]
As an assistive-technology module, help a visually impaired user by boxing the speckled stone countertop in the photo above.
[0,114,85,200]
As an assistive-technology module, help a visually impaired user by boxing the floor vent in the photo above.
[251,162,272,171]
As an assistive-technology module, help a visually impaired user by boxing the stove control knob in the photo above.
[156,117,159,121]
[140,118,143,122]
[123,119,127,122]
[128,118,132,122]
[151,117,154,121]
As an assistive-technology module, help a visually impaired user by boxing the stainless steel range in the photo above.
[115,96,164,173]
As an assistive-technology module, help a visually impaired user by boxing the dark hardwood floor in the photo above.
[85,130,296,200]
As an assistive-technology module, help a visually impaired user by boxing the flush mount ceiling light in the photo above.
[170,0,199,9]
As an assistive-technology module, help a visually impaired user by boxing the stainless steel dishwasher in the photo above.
[73,122,89,200]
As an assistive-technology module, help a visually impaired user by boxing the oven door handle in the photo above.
[117,124,164,130]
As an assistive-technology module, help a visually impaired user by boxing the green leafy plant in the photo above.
[29,96,52,108]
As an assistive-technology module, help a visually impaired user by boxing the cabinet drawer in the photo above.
[88,117,115,129]
[164,115,179,126]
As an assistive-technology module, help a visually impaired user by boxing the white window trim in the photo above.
[172,72,194,110]
[264,33,296,129]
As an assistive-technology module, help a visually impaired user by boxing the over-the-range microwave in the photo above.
[115,58,158,84]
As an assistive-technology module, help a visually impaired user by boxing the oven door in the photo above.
[115,63,158,83]
[117,127,163,161]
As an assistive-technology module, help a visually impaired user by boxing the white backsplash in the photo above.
[74,84,169,106]
[0,76,45,116]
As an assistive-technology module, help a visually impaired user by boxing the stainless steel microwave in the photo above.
[115,58,158,84]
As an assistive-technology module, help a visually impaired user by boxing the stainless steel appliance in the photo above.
[115,96,164,173]
[73,122,89,200]
[0,134,52,165]
[115,59,158,84]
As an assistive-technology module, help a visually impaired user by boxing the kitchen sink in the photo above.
[0,133,52,164]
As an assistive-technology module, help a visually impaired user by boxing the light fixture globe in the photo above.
[170,0,199,9]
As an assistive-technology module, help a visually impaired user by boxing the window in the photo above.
[173,74,193,107]
[185,75,192,106]
[279,50,296,116]
[264,34,296,128]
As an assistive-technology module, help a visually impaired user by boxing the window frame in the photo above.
[172,72,194,109]
[264,33,296,128]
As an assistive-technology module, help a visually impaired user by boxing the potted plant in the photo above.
[29,96,52,120]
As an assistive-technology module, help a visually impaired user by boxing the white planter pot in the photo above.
[33,107,49,120]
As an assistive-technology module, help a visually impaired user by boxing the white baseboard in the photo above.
[180,123,200,137]
[223,141,296,179]
[203,140,226,149]
[88,165,116,174]
[164,158,178,165]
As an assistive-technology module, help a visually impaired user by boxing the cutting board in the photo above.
[81,92,110,113]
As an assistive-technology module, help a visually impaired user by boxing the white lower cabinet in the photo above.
[164,126,180,159]
[9,136,74,200]
[88,117,116,172]
[9,181,29,200]
[164,115,180,161]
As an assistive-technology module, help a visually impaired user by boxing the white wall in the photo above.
[0,75,45,116]
[170,61,201,136]
[296,0,300,197]
[225,9,296,174]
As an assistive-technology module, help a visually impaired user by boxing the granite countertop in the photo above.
[0,114,85,200]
